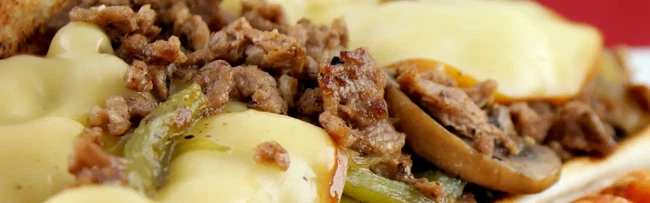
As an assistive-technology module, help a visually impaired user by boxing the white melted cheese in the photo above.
[223,0,602,100]
[44,104,343,203]
[0,22,133,203]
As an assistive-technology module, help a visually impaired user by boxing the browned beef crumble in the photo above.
[126,92,159,120]
[253,141,290,171]
[118,34,187,65]
[318,47,406,159]
[168,2,210,51]
[396,65,520,155]
[547,101,618,157]
[192,60,235,115]
[463,79,497,108]
[287,18,348,81]
[241,0,288,32]
[233,65,288,114]
[125,60,154,92]
[88,96,132,136]
[509,102,554,143]
[68,127,128,187]
[277,74,299,108]
[296,87,323,116]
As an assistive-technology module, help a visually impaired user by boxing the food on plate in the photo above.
[1,0,650,203]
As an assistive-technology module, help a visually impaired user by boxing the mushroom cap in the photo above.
[385,86,562,194]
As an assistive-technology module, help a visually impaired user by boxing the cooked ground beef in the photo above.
[547,101,618,157]
[192,60,235,115]
[296,88,323,116]
[509,102,554,143]
[126,92,159,120]
[125,60,154,92]
[463,79,497,108]
[69,6,139,38]
[276,74,299,108]
[418,69,458,87]
[318,47,406,158]
[181,17,306,76]
[241,0,288,32]
[148,64,170,100]
[253,141,290,171]
[287,18,348,81]
[169,2,210,51]
[118,34,187,65]
[396,65,519,155]
[233,65,288,114]
[88,96,132,136]
[68,127,129,187]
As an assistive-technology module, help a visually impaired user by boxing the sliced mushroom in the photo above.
[385,81,562,194]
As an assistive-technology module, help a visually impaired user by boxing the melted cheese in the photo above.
[159,108,340,203]
[223,0,602,100]
[44,105,343,203]
[0,22,133,203]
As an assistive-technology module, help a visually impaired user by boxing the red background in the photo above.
[536,0,650,47]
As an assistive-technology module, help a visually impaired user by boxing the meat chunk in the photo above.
[463,79,497,108]
[241,0,288,32]
[287,18,348,80]
[509,102,554,143]
[253,141,290,171]
[69,5,161,39]
[148,64,169,100]
[419,70,457,87]
[68,127,128,187]
[192,60,235,115]
[69,6,138,37]
[318,47,405,158]
[134,5,161,38]
[396,65,519,155]
[233,65,287,114]
[168,2,210,51]
[119,34,187,64]
[547,101,617,156]
[183,18,305,76]
[126,92,158,120]
[297,88,323,116]
[88,96,131,136]
[124,60,153,92]
[276,74,298,108]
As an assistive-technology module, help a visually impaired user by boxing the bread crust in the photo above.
[0,0,73,58]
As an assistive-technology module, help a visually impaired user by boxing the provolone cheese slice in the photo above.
[223,0,603,101]
[0,22,133,203]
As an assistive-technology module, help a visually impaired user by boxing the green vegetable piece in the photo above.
[417,170,466,199]
[340,195,362,203]
[123,83,207,196]
[344,167,435,203]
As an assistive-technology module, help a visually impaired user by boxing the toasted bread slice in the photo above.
[0,0,73,58]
